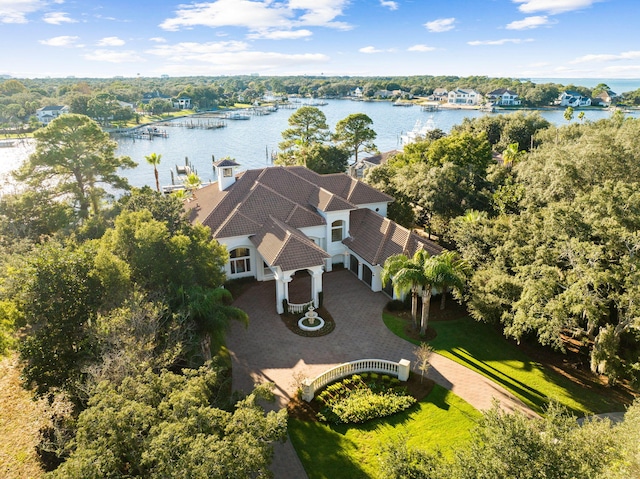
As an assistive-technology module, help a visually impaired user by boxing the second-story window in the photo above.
[331,220,344,242]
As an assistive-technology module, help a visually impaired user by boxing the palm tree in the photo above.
[382,252,423,327]
[383,250,468,336]
[182,285,248,361]
[145,152,162,192]
[417,253,449,336]
[501,143,523,168]
[383,250,441,335]
[434,250,468,310]
[183,172,202,200]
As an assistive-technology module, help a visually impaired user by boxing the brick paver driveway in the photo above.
[227,269,536,478]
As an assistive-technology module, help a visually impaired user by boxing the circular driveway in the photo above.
[228,269,536,478]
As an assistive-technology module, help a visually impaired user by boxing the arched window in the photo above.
[331,220,344,242]
[229,247,251,274]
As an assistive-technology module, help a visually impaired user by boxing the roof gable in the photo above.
[343,208,442,266]
[250,216,330,271]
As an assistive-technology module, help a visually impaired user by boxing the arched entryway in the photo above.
[362,264,373,287]
[349,255,358,275]
[288,270,312,304]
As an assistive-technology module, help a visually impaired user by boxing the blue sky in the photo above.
[0,0,637,79]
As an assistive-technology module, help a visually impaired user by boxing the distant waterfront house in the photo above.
[352,87,364,98]
[173,97,192,109]
[374,90,394,99]
[141,90,172,104]
[349,150,400,179]
[36,105,69,125]
[117,100,135,110]
[448,88,481,105]
[427,88,449,102]
[486,88,522,106]
[594,90,617,106]
[186,162,441,313]
[558,91,592,107]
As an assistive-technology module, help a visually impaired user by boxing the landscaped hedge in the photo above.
[316,374,415,424]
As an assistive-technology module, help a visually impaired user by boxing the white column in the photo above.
[275,278,285,314]
[398,359,411,381]
[310,267,323,307]
[274,269,292,314]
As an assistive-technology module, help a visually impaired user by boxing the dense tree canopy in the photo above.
[50,367,287,479]
[451,116,640,384]
[14,114,136,219]
[278,106,329,151]
[333,113,377,163]
[379,400,640,479]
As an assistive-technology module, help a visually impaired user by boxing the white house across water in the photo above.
[186,160,442,313]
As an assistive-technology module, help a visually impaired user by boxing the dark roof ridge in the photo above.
[373,216,394,264]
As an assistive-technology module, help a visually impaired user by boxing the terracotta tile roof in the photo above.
[186,166,392,237]
[286,166,393,205]
[213,158,240,167]
[250,216,330,272]
[343,208,442,266]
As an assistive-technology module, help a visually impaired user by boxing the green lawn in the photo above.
[383,313,627,416]
[289,384,480,479]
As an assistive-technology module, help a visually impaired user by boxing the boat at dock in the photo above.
[118,126,169,140]
[224,111,251,120]
[393,101,414,107]
[400,117,436,146]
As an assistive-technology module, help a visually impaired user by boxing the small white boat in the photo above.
[225,112,251,120]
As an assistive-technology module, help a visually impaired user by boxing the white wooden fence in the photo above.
[301,358,411,402]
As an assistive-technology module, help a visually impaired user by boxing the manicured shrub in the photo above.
[315,374,415,424]
[385,299,405,312]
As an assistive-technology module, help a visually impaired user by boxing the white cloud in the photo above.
[146,41,329,74]
[247,29,313,40]
[0,0,45,23]
[147,41,250,58]
[468,38,534,46]
[570,50,640,64]
[380,0,398,10]
[602,64,640,75]
[408,44,436,52]
[506,15,551,29]
[158,50,329,75]
[43,11,76,24]
[359,46,395,54]
[84,49,145,63]
[160,0,351,33]
[513,0,600,15]
[149,37,167,43]
[424,17,455,33]
[39,35,80,47]
[97,36,125,47]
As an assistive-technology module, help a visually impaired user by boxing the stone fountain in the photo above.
[298,305,325,332]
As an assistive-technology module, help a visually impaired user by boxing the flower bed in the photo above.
[315,373,416,424]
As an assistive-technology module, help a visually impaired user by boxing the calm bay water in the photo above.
[1,100,637,191]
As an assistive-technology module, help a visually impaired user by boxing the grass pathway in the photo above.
[0,355,47,479]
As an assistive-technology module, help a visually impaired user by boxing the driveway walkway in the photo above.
[227,269,537,479]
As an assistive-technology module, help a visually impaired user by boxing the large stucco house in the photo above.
[186,160,441,314]
[558,91,592,107]
[36,105,69,125]
[448,88,481,105]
